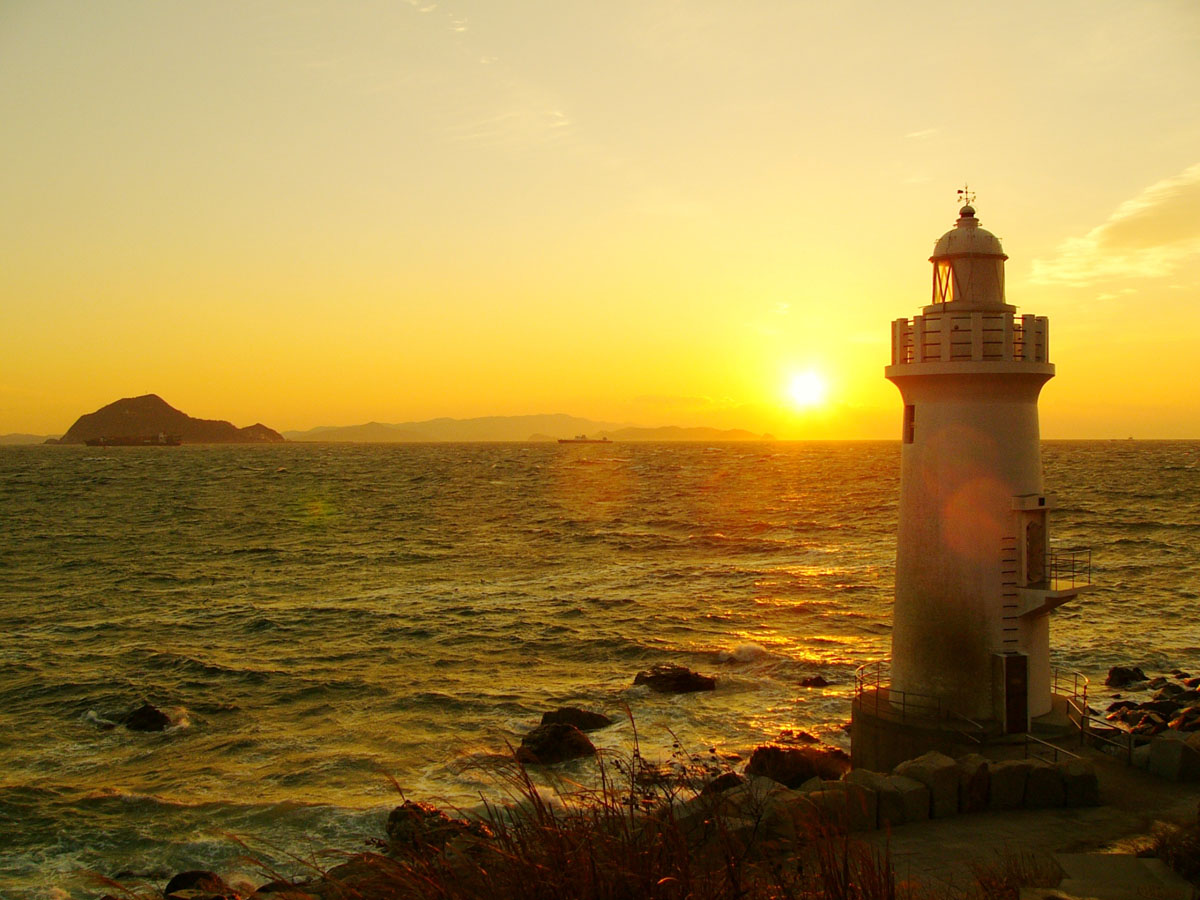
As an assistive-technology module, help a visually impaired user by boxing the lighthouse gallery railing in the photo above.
[853,660,986,743]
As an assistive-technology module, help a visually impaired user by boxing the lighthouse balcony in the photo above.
[890,312,1048,366]
[1016,546,1093,617]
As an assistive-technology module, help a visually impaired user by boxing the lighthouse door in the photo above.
[1004,653,1029,733]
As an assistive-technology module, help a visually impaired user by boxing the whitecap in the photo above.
[717,643,770,663]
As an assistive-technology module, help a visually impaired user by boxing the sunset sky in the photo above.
[3,1,1198,438]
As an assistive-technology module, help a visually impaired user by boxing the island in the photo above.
[51,394,285,444]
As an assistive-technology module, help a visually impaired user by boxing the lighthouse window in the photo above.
[903,405,915,443]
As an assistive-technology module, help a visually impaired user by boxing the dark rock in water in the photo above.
[700,771,745,795]
[1107,700,1139,713]
[539,707,613,732]
[1142,699,1183,717]
[799,675,831,688]
[1155,683,1185,698]
[1105,665,1148,688]
[745,744,850,788]
[633,663,716,693]
[123,703,170,732]
[1172,670,1191,679]
[164,870,233,899]
[386,800,492,854]
[1129,711,1168,736]
[515,723,596,765]
[1169,707,1200,732]
[1184,676,1200,689]
[1148,676,1170,690]
[776,728,820,744]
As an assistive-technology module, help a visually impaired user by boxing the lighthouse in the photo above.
[869,196,1088,749]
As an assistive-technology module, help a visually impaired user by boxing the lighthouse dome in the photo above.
[926,204,1012,310]
[931,205,1007,260]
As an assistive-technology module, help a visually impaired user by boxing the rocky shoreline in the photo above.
[95,662,1200,899]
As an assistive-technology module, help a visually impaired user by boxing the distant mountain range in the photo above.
[51,394,285,444]
[283,415,772,443]
[3,401,773,445]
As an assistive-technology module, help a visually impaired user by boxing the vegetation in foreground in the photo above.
[94,743,1066,900]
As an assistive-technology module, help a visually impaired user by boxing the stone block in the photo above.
[955,753,990,813]
[1148,736,1200,782]
[1024,760,1066,808]
[988,760,1031,810]
[1056,758,1100,807]
[888,774,931,823]
[805,785,877,832]
[893,751,958,818]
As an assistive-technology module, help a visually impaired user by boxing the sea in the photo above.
[1,440,1197,898]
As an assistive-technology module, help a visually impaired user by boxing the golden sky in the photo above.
[3,1,1198,438]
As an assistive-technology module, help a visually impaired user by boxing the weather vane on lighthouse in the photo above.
[957,184,976,207]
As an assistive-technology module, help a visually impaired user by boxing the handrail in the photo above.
[854,659,986,742]
[1047,547,1092,590]
[1024,732,1080,763]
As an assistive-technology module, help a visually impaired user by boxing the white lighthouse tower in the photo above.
[878,195,1088,739]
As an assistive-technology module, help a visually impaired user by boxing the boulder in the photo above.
[775,728,820,744]
[805,784,877,832]
[955,753,991,813]
[514,723,595,765]
[1154,683,1184,699]
[845,769,927,827]
[799,675,831,688]
[1024,760,1066,808]
[1130,711,1169,736]
[385,800,493,853]
[1107,700,1139,713]
[1148,736,1200,782]
[1057,758,1100,807]
[539,707,613,732]
[1184,676,1200,689]
[633,663,716,693]
[124,703,171,733]
[164,871,235,899]
[1105,665,1148,688]
[700,772,745,795]
[1147,676,1169,689]
[893,751,958,819]
[989,760,1032,810]
[744,744,850,787]
[1167,707,1200,732]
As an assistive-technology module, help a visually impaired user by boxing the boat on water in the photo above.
[557,434,611,444]
[85,433,182,446]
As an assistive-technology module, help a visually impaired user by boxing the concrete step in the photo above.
[1017,852,1196,900]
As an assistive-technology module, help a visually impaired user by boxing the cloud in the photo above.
[1030,163,1200,287]
[905,128,939,140]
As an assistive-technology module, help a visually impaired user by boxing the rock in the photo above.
[803,783,877,832]
[1172,670,1191,679]
[893,751,958,819]
[1130,711,1168,736]
[1185,676,1200,689]
[1167,707,1200,732]
[164,871,234,899]
[1155,684,1185,700]
[1148,676,1169,689]
[1057,759,1100,807]
[845,769,928,827]
[1107,700,1139,713]
[799,675,830,688]
[633,663,716,693]
[989,760,1032,810]
[775,728,819,744]
[385,800,493,853]
[1105,665,1148,688]
[700,772,745,795]
[514,723,595,765]
[1024,760,1066,808]
[744,744,850,788]
[1142,699,1183,717]
[955,753,991,813]
[539,707,613,732]
[1148,736,1200,782]
[124,703,171,733]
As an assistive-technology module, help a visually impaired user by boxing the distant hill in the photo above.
[0,433,59,445]
[599,426,773,442]
[285,414,627,443]
[55,394,285,444]
[285,415,772,443]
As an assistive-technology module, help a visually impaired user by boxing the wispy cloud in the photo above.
[1030,163,1200,287]
[905,128,939,140]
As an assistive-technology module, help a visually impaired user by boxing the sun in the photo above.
[786,371,829,409]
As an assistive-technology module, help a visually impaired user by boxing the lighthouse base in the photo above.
[850,690,1078,772]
